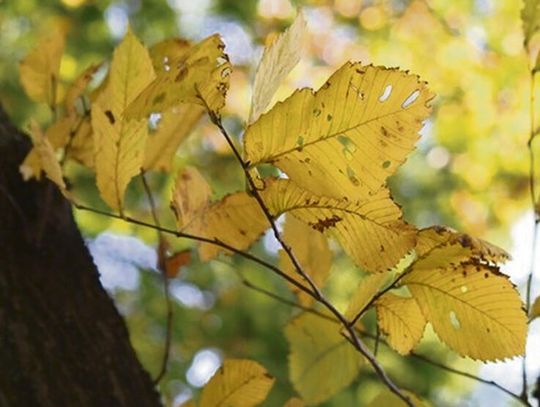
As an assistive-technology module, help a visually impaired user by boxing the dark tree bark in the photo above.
[0,107,161,406]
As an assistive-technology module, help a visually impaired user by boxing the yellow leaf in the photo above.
[99,27,156,117]
[283,397,305,407]
[415,226,510,264]
[376,293,426,355]
[66,116,94,167]
[530,296,540,320]
[199,359,274,407]
[249,11,306,123]
[344,273,390,321]
[285,312,363,405]
[22,121,68,196]
[367,389,429,407]
[125,35,231,119]
[20,116,75,180]
[263,179,416,272]
[64,63,101,115]
[19,28,65,104]
[149,37,191,74]
[522,0,540,48]
[171,166,212,229]
[279,215,332,306]
[144,105,204,171]
[184,191,268,261]
[403,257,527,360]
[92,105,147,210]
[244,62,433,199]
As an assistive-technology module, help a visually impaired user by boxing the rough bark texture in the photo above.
[0,107,161,406]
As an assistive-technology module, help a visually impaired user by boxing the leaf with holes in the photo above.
[125,35,231,119]
[199,359,274,407]
[244,62,433,200]
[403,237,526,361]
[279,215,332,306]
[285,312,363,405]
[376,293,426,355]
[249,11,306,124]
[19,27,65,105]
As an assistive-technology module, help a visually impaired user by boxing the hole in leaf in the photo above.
[402,90,420,108]
[460,285,468,294]
[379,84,392,102]
[449,311,461,330]
[221,66,232,78]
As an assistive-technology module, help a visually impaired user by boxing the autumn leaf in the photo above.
[263,179,416,272]
[344,272,390,321]
[522,0,540,48]
[171,166,212,229]
[149,37,191,74]
[20,116,75,180]
[283,397,305,407]
[199,359,274,407]
[19,27,65,105]
[92,105,147,210]
[403,229,527,361]
[125,35,231,119]
[376,293,426,355]
[66,116,94,168]
[92,28,155,211]
[21,120,68,197]
[249,11,306,124]
[144,105,204,171]
[285,312,363,405]
[64,63,101,115]
[244,62,434,200]
[279,215,332,306]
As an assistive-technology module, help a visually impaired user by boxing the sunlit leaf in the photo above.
[263,179,416,272]
[66,116,94,168]
[244,63,433,199]
[19,28,65,105]
[125,35,231,119]
[376,293,426,355]
[92,105,147,210]
[171,166,212,229]
[283,397,305,407]
[149,37,191,74]
[403,239,527,360]
[199,359,274,407]
[285,312,363,405]
[249,11,306,124]
[279,215,332,306]
[344,273,390,321]
[144,105,204,171]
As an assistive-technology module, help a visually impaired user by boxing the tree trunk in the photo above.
[0,107,161,406]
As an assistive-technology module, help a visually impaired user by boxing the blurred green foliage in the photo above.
[1,0,534,405]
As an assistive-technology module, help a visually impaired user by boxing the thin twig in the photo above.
[523,59,538,402]
[140,171,173,385]
[242,278,528,405]
[203,106,414,406]
[71,202,316,299]
[350,271,408,326]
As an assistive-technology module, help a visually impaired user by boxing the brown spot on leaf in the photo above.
[310,215,342,232]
